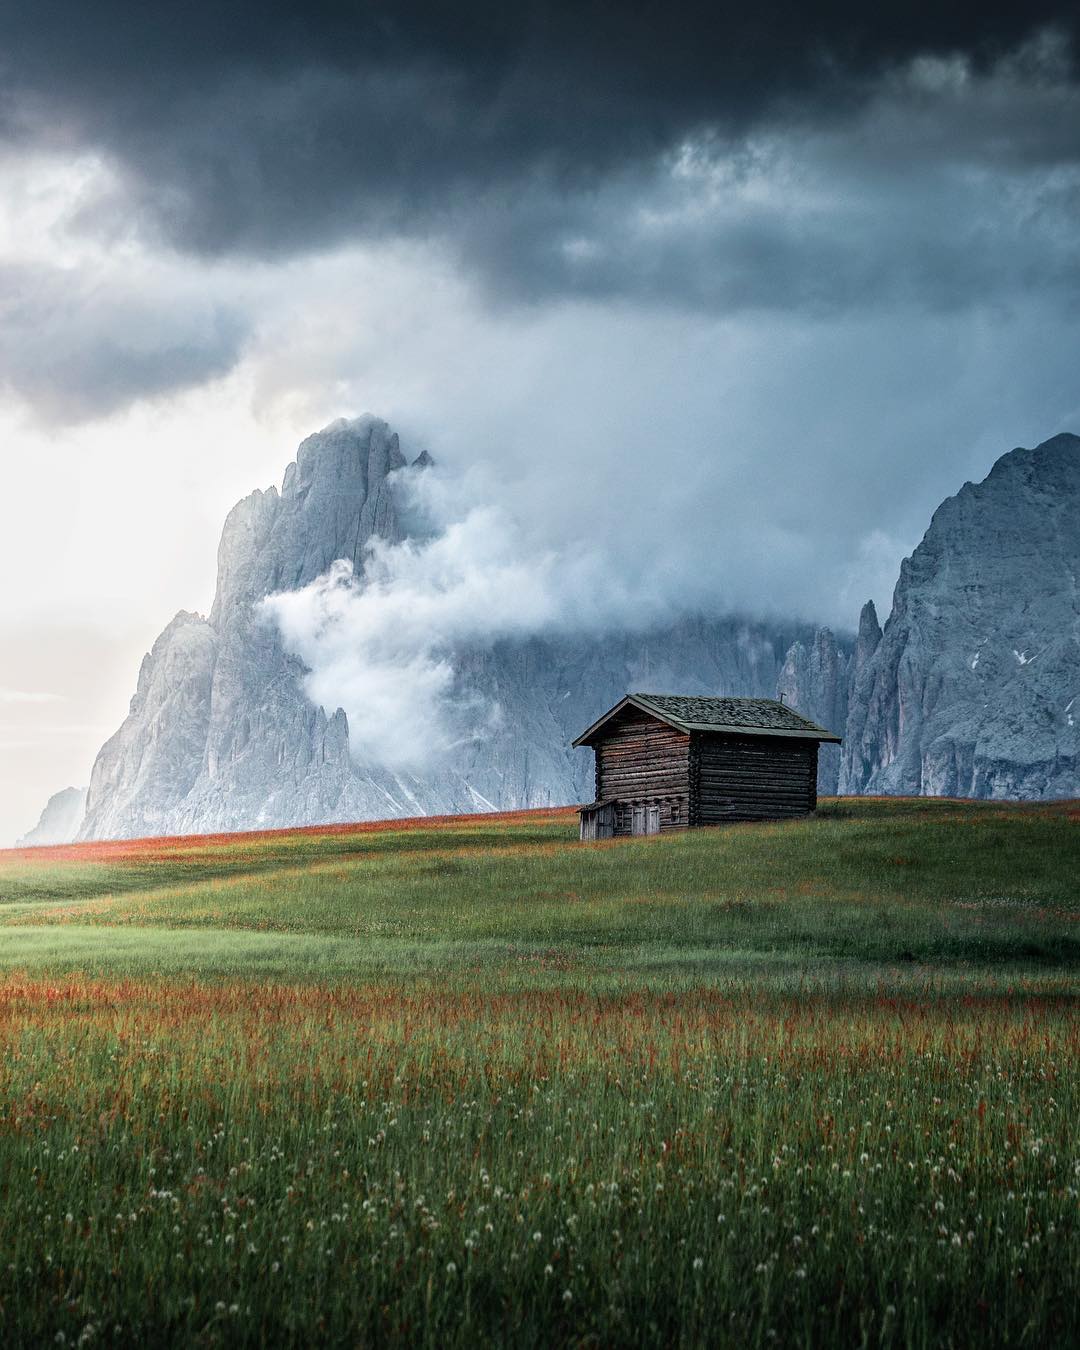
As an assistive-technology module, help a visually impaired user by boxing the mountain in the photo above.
[16,786,87,848]
[35,421,1080,842]
[36,422,1080,844]
[77,417,839,840]
[776,628,849,794]
[841,432,1080,798]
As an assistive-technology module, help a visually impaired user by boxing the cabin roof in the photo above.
[572,692,843,747]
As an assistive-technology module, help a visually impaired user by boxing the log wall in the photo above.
[594,707,691,834]
[693,733,818,824]
[583,709,823,838]
[610,795,689,836]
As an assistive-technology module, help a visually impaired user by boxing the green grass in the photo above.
[0,798,1076,1347]
[4,799,1077,975]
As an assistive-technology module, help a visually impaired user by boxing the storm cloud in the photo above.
[1,2,1077,279]
[0,6,1077,416]
[3,2,1080,839]
[0,259,246,421]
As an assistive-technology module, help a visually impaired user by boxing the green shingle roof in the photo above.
[573,693,842,746]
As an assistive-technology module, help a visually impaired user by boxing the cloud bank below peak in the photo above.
[258,466,668,772]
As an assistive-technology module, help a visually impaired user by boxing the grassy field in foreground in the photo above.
[0,798,1076,1347]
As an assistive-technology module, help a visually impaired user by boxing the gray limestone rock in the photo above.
[838,433,1080,799]
[839,600,885,793]
[775,628,850,793]
[77,416,837,839]
[81,611,218,839]
[16,786,87,848]
[71,420,1080,839]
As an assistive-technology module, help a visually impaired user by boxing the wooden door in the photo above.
[631,804,660,836]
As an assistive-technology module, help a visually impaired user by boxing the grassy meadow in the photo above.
[0,798,1076,1346]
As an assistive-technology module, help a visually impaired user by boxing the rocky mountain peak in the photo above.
[75,416,838,840]
[210,416,410,626]
[16,786,88,849]
[855,600,881,650]
[776,627,850,793]
[65,420,1078,844]
[840,432,1079,798]
[984,430,1079,488]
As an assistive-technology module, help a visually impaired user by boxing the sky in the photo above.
[1,2,1079,842]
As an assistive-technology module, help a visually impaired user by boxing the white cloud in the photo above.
[3,31,1080,829]
[0,686,63,704]
[260,467,652,771]
[0,151,250,422]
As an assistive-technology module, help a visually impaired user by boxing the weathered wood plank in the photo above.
[596,705,691,805]
[584,706,823,835]
[692,729,818,822]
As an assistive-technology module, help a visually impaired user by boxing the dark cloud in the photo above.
[0,262,247,422]
[2,3,1079,421]
[462,69,1080,314]
[1,2,1076,264]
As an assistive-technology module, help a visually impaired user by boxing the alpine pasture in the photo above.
[0,799,1076,1347]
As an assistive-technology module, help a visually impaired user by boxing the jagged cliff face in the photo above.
[81,418,458,840]
[16,786,87,848]
[776,628,849,793]
[840,433,1080,799]
[79,417,836,840]
[65,422,1080,841]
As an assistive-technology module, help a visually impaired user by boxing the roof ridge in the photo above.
[631,691,786,702]
[572,691,842,747]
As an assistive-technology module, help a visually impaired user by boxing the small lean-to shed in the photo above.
[573,693,841,840]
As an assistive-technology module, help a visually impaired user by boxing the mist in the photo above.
[2,10,1079,838]
[260,466,670,772]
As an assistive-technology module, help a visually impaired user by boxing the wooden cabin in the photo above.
[573,693,841,839]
